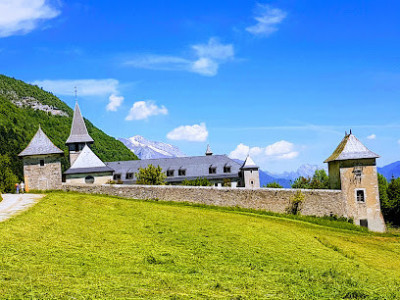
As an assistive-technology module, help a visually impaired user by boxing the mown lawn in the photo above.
[0,192,399,299]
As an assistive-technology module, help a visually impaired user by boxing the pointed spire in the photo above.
[66,102,94,144]
[19,126,64,157]
[205,144,213,156]
[241,155,259,169]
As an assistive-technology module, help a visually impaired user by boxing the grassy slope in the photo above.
[0,193,399,299]
[0,74,137,178]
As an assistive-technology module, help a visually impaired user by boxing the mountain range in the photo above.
[119,135,186,159]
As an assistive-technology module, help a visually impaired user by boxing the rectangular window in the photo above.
[178,169,186,176]
[40,159,45,167]
[126,173,133,180]
[209,167,217,174]
[356,190,365,202]
[114,174,121,181]
[167,170,174,177]
[223,166,231,173]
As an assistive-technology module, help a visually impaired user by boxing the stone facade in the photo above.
[338,159,386,232]
[23,155,62,190]
[62,184,344,217]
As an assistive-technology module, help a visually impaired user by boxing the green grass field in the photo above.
[0,192,399,299]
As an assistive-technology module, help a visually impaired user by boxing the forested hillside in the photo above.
[0,74,137,179]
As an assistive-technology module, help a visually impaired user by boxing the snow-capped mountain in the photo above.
[119,135,186,159]
[268,164,325,181]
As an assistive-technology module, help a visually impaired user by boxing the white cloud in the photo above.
[125,38,234,77]
[229,140,298,161]
[167,123,208,142]
[125,101,168,121]
[32,78,126,112]
[32,79,120,96]
[246,4,287,37]
[107,94,124,112]
[367,134,376,140]
[0,0,60,38]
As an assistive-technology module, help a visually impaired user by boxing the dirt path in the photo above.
[0,194,44,222]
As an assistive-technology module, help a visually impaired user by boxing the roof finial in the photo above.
[74,86,78,103]
[350,129,352,135]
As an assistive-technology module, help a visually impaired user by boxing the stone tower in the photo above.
[324,132,386,232]
[65,102,94,165]
[19,126,64,190]
[241,155,260,188]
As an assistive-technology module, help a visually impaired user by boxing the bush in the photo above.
[182,177,212,186]
[135,164,166,185]
[287,190,305,215]
[265,182,283,188]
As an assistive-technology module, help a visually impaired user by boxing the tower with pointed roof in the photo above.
[19,126,64,190]
[240,155,260,188]
[66,102,94,165]
[324,132,385,232]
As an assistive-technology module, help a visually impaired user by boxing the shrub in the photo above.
[265,182,283,188]
[287,190,305,215]
[182,177,212,186]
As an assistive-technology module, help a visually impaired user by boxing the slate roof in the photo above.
[64,145,113,175]
[19,126,64,157]
[324,134,380,163]
[66,102,94,144]
[106,155,242,182]
[241,155,259,169]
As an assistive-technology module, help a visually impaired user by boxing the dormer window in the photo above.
[178,169,186,176]
[223,166,231,173]
[126,173,133,180]
[167,170,174,177]
[113,174,121,181]
[209,166,217,174]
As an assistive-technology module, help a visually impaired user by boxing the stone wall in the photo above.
[23,155,62,191]
[62,184,345,217]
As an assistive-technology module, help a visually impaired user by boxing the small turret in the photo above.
[205,144,213,156]
[240,155,260,188]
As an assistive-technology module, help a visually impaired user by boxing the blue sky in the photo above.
[1,0,400,173]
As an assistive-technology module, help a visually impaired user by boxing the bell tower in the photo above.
[240,155,260,188]
[65,102,94,165]
[324,131,386,232]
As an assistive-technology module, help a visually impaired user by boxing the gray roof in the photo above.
[66,102,94,144]
[64,166,114,175]
[19,126,64,157]
[106,155,242,182]
[241,155,259,169]
[324,134,380,163]
[64,145,113,175]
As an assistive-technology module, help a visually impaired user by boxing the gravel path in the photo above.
[0,194,44,222]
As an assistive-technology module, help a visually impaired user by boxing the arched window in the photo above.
[85,175,95,184]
